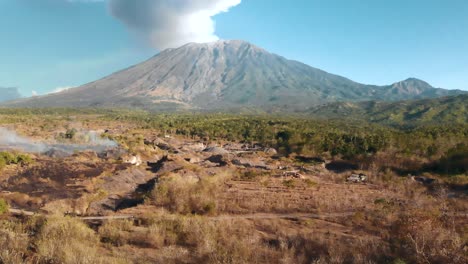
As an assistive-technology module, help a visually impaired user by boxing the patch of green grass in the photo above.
[0,152,33,169]
[0,199,9,215]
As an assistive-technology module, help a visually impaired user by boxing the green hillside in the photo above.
[309,94,468,127]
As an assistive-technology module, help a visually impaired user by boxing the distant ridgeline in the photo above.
[0,87,21,102]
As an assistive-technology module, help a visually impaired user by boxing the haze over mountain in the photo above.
[0,87,21,103]
[4,40,465,111]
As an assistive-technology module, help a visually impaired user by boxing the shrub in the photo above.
[15,154,33,165]
[65,128,78,139]
[99,220,134,247]
[36,216,100,264]
[151,172,230,215]
[0,199,9,215]
[0,152,33,168]
[0,221,29,264]
[304,179,318,187]
[282,179,296,188]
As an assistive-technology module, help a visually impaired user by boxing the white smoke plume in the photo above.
[108,0,242,50]
[0,127,117,156]
[0,128,46,153]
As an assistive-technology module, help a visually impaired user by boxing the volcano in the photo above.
[4,40,465,110]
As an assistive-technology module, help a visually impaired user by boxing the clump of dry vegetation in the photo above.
[4,207,464,264]
[36,216,100,263]
[150,171,231,215]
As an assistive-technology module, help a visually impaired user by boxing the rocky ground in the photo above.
[0,118,466,263]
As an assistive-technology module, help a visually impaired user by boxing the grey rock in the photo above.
[204,146,229,154]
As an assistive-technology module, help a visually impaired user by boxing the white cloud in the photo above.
[32,90,38,96]
[108,0,242,50]
[64,0,242,50]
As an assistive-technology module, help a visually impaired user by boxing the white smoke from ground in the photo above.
[0,128,47,153]
[108,0,242,50]
[0,127,117,156]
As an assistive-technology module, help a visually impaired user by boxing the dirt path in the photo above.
[9,208,468,221]
[79,212,357,221]
[80,211,468,221]
[209,212,356,221]
[8,208,35,216]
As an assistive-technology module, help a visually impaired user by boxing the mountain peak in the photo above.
[392,78,434,90]
[174,39,266,53]
[400,78,432,86]
[3,40,465,110]
[378,78,448,99]
[183,39,253,47]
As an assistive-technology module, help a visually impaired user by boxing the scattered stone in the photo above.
[203,146,229,154]
[232,158,271,170]
[124,155,142,166]
[99,148,126,160]
[44,148,69,158]
[181,142,206,152]
[283,170,304,179]
[264,148,278,155]
[347,173,367,183]
[187,157,202,164]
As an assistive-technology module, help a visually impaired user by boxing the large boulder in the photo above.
[232,158,272,170]
[264,148,278,155]
[181,142,206,152]
[44,148,70,158]
[203,146,229,155]
[207,154,230,166]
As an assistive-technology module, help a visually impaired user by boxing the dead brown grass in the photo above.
[150,171,231,215]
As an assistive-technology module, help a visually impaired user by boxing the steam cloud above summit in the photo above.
[108,0,242,50]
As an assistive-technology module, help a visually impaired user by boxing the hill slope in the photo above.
[4,40,465,110]
[309,94,468,126]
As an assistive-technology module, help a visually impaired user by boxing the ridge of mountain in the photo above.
[308,94,468,126]
[3,40,466,110]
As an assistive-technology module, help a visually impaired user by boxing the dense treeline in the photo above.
[105,112,468,173]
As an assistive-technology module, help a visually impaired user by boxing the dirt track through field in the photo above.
[78,212,358,221]
[10,208,468,221]
[60,211,468,221]
[9,208,355,220]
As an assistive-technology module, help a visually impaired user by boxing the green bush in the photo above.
[435,143,468,175]
[0,199,9,215]
[0,158,6,170]
[0,152,33,168]
[65,128,78,139]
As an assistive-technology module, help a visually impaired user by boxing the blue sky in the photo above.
[1,0,467,96]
